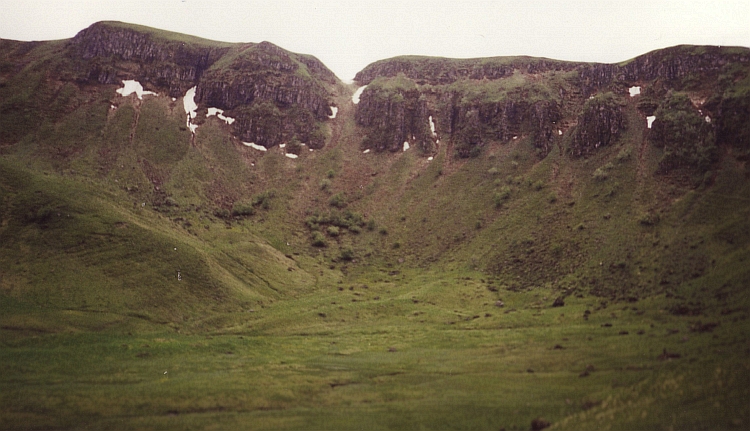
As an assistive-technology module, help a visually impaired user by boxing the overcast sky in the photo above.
[1,0,748,81]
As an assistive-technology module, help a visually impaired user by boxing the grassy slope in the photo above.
[1,42,750,429]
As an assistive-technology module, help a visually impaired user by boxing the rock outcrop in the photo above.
[354,45,750,161]
[66,21,337,148]
[577,45,750,96]
[570,93,625,158]
[68,21,229,97]
[355,84,431,153]
[354,64,566,158]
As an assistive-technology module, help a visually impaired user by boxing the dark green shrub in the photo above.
[286,138,302,155]
[231,202,256,217]
[214,208,231,219]
[329,192,346,208]
[340,247,354,261]
[311,231,327,247]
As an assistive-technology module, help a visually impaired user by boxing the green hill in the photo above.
[1,22,749,430]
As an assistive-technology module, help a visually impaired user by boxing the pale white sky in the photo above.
[1,0,748,81]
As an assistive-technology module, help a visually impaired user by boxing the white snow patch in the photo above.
[705,116,711,123]
[403,141,410,151]
[309,148,314,152]
[352,85,367,104]
[513,136,518,140]
[328,106,338,119]
[629,86,641,97]
[242,142,267,151]
[172,97,176,102]
[116,80,157,99]
[110,104,116,110]
[558,129,563,135]
[429,116,437,137]
[183,87,199,133]
[206,107,235,125]
[279,144,286,149]
[285,153,298,159]
[183,87,198,119]
[363,149,371,154]
[647,116,656,128]
[427,156,434,161]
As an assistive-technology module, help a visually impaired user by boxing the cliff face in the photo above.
[570,93,625,158]
[355,85,431,153]
[68,22,229,97]
[354,46,750,165]
[65,21,337,148]
[578,45,750,96]
[355,68,566,158]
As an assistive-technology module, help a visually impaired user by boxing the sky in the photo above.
[1,0,748,81]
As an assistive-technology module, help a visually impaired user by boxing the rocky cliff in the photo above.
[65,21,337,148]
[354,45,750,165]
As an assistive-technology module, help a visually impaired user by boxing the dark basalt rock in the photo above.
[570,93,625,158]
[354,45,750,161]
[65,21,336,149]
[356,86,431,153]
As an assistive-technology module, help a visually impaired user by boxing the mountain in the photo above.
[1,21,749,430]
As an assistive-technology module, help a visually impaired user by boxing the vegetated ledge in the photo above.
[65,21,338,148]
[354,46,750,92]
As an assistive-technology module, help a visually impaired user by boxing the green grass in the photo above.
[2,269,748,430]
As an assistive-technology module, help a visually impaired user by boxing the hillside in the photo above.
[1,22,750,430]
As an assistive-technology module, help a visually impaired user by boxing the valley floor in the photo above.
[2,271,749,430]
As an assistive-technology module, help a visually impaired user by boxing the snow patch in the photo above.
[352,85,367,104]
[279,144,286,149]
[705,116,711,123]
[629,86,641,97]
[242,142,267,151]
[285,153,298,159]
[558,129,562,135]
[183,87,199,134]
[116,80,157,99]
[403,142,410,151]
[427,156,434,161]
[647,116,656,128]
[206,107,235,125]
[110,104,116,110]
[363,149,370,154]
[328,106,338,119]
